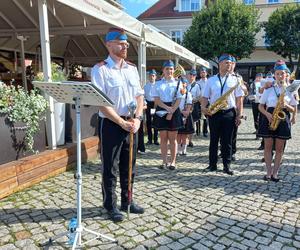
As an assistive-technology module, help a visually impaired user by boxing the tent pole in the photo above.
[17,35,28,91]
[14,50,17,72]
[38,0,57,149]
[138,40,146,88]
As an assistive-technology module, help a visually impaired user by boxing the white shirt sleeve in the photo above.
[91,65,106,93]
[132,66,144,97]
[203,78,211,99]
[259,89,269,105]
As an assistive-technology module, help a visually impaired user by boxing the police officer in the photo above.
[196,67,209,137]
[144,69,159,145]
[91,27,145,222]
[201,54,244,175]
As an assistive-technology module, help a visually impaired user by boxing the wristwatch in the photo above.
[136,115,143,121]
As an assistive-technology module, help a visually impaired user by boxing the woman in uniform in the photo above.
[258,60,298,182]
[152,60,184,170]
[177,78,193,156]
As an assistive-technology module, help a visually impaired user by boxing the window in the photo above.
[171,30,182,44]
[180,0,201,12]
[244,0,254,4]
[268,0,279,3]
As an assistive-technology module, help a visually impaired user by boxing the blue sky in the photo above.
[121,0,159,18]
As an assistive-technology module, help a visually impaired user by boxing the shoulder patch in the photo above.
[126,60,136,67]
[97,61,107,67]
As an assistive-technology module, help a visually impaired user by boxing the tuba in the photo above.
[269,81,286,131]
[207,74,241,115]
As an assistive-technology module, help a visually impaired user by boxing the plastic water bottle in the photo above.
[68,217,77,245]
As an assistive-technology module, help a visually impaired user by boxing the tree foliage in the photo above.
[263,4,300,77]
[183,0,260,63]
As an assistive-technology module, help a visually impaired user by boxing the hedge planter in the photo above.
[0,116,46,165]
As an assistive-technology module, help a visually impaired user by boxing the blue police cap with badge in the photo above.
[148,69,157,75]
[274,60,288,71]
[218,54,235,63]
[162,60,175,68]
[189,69,197,75]
[256,73,263,77]
[105,27,128,42]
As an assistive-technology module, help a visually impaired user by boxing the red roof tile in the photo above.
[138,0,194,20]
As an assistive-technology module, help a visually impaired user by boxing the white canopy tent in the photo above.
[0,0,209,149]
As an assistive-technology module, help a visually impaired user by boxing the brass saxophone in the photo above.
[207,75,241,115]
[269,82,286,131]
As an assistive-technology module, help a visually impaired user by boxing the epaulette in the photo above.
[126,60,136,67]
[97,61,107,67]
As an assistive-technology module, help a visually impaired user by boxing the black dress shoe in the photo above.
[263,175,271,181]
[188,142,194,147]
[107,208,124,222]
[203,133,208,137]
[223,168,234,175]
[168,165,176,170]
[154,141,160,145]
[204,166,217,172]
[257,145,264,150]
[231,155,236,161]
[146,141,152,145]
[271,176,280,182]
[121,203,145,214]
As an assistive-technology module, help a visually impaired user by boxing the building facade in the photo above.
[138,0,299,81]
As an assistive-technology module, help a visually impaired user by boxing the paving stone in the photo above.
[0,244,16,250]
[167,242,185,250]
[191,242,209,250]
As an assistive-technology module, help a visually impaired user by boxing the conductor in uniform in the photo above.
[91,27,145,222]
[201,54,244,175]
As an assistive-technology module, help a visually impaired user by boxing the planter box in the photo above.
[0,116,46,165]
[65,104,99,143]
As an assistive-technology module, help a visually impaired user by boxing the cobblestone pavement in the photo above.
[1,107,300,250]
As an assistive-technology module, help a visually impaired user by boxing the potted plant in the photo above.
[0,81,48,163]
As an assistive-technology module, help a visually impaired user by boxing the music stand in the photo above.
[33,81,117,249]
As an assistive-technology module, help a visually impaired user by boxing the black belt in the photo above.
[217,108,235,114]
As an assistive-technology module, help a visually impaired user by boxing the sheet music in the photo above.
[286,80,300,93]
[33,81,114,106]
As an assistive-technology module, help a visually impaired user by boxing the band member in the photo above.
[177,78,194,155]
[257,72,275,150]
[186,69,201,147]
[152,60,184,170]
[258,60,297,182]
[197,67,209,137]
[201,54,244,175]
[144,69,159,145]
[91,27,144,222]
[250,73,264,136]
[230,57,248,161]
